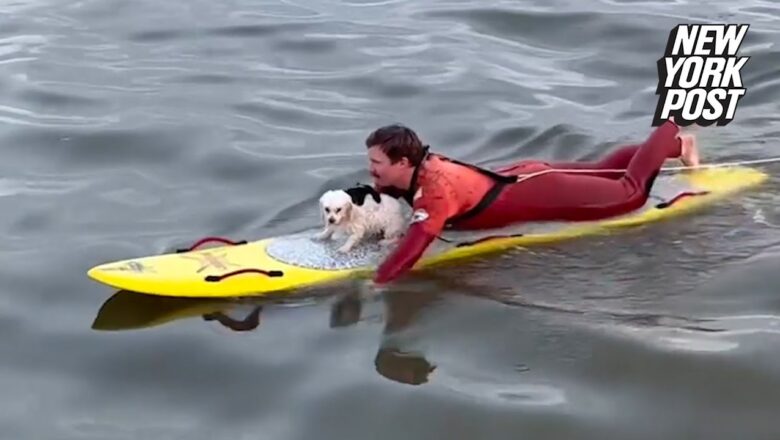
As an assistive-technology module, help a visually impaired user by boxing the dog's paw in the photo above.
[312,231,331,241]
[337,245,353,254]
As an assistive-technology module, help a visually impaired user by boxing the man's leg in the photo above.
[623,120,682,195]
[545,120,694,183]
[494,145,643,179]
[550,121,698,173]
[547,145,641,179]
[454,121,689,228]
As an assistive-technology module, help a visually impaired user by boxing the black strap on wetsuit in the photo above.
[401,146,519,229]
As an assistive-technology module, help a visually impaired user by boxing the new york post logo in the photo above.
[653,24,749,127]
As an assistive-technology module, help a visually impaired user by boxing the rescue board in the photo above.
[87,166,768,298]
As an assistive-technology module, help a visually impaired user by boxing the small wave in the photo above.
[437,374,568,407]
[0,104,118,128]
[607,314,780,354]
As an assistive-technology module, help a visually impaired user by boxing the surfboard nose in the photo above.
[87,264,118,285]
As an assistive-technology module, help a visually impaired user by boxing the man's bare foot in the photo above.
[678,133,700,168]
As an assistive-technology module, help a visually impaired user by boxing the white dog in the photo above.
[314,184,407,253]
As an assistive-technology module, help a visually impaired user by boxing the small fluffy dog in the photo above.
[314,184,406,253]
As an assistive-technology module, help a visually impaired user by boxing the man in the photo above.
[366,119,700,284]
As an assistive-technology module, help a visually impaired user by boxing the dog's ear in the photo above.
[318,192,331,221]
[343,200,354,220]
[317,200,326,222]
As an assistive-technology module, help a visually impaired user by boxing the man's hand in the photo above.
[373,223,437,284]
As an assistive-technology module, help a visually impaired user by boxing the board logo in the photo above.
[180,252,238,273]
[653,24,749,127]
[103,261,153,273]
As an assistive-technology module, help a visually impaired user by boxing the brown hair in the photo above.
[365,124,428,166]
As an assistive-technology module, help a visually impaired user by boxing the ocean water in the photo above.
[1,0,780,438]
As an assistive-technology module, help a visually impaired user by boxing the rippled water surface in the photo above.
[2,0,780,438]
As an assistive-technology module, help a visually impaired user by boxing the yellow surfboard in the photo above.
[87,166,768,298]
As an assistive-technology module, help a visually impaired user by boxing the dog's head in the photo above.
[319,190,354,226]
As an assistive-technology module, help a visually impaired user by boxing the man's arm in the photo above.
[373,179,457,284]
[374,221,437,284]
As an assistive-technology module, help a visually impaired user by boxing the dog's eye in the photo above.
[324,208,330,213]
[336,208,341,213]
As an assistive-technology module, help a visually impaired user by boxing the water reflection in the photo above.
[91,284,445,385]
[202,306,263,332]
[330,288,441,386]
[91,290,235,331]
[92,273,739,391]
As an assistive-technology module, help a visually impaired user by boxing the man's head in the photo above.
[365,124,427,190]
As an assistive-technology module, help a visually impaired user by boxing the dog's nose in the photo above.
[328,218,335,224]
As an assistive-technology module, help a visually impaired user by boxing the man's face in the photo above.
[368,145,411,189]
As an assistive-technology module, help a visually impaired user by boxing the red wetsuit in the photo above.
[374,120,684,284]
